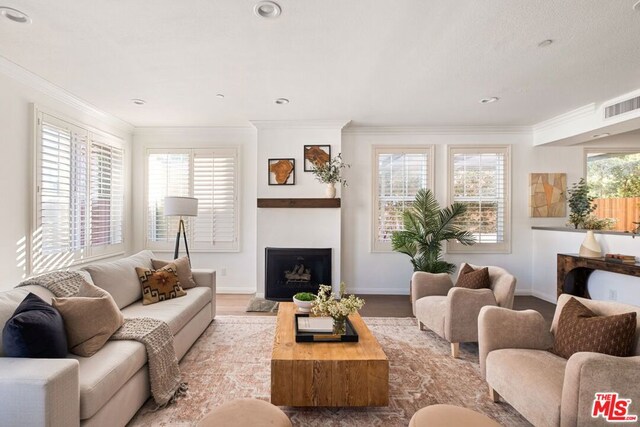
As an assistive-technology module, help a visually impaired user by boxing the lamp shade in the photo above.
[164,197,198,217]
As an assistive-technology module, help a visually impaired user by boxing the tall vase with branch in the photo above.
[391,189,476,273]
[311,153,351,198]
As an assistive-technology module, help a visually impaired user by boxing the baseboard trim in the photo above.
[531,290,557,304]
[513,289,557,304]
[216,287,256,295]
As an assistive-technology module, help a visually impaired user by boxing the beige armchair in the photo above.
[479,294,640,427]
[411,263,516,357]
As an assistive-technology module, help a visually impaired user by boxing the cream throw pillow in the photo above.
[52,281,124,357]
[152,256,198,289]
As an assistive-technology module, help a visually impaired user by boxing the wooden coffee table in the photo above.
[271,302,389,407]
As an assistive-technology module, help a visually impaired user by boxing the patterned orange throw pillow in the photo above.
[135,264,186,305]
[455,264,491,289]
[552,297,636,359]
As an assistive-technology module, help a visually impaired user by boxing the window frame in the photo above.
[447,145,511,254]
[143,147,241,253]
[584,147,640,231]
[371,145,435,253]
[31,106,126,274]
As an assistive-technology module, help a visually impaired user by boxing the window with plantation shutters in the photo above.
[372,146,434,252]
[146,152,191,247]
[447,146,511,253]
[145,148,239,252]
[33,111,125,274]
[193,150,238,251]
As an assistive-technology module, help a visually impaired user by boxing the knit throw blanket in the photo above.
[19,271,188,408]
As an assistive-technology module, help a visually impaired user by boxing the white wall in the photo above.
[254,122,346,297]
[0,71,133,291]
[342,129,535,295]
[529,131,640,304]
[132,127,257,293]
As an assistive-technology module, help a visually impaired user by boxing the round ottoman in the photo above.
[197,399,292,427]
[409,404,501,427]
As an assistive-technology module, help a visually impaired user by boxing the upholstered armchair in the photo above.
[411,263,516,358]
[479,295,640,427]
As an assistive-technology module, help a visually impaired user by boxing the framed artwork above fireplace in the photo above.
[268,158,295,185]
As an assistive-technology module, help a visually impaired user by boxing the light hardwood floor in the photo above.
[216,294,556,322]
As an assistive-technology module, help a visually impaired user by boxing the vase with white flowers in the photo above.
[311,283,364,335]
[310,153,351,198]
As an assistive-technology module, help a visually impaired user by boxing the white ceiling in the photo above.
[1,0,640,127]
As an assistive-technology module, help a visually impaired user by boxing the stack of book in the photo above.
[604,254,637,264]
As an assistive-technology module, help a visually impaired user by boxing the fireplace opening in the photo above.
[265,247,331,301]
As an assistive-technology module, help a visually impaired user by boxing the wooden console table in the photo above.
[557,253,640,298]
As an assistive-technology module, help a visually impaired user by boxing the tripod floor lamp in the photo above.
[164,196,198,262]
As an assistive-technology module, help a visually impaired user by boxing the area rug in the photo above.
[128,316,530,426]
[245,296,279,312]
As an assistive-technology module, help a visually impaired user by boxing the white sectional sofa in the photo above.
[0,250,216,427]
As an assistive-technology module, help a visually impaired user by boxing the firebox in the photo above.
[265,247,332,301]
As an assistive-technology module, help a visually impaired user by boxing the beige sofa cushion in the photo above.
[152,256,198,289]
[486,348,566,427]
[72,339,147,420]
[415,296,447,338]
[121,286,211,335]
[72,284,211,420]
[52,281,124,357]
[83,250,154,309]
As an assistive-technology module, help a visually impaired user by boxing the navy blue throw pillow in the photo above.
[2,292,67,358]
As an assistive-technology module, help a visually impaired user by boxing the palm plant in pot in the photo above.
[391,189,475,273]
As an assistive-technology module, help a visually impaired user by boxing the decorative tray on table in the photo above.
[294,313,359,343]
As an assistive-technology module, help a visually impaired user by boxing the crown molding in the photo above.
[532,103,596,133]
[0,55,134,133]
[250,119,351,130]
[342,125,531,135]
[134,126,255,137]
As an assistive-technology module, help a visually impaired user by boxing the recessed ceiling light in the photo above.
[216,94,225,99]
[275,98,289,105]
[0,6,31,24]
[131,98,146,105]
[254,1,281,19]
[538,39,554,47]
[479,97,499,104]
[593,133,610,138]
[633,1,640,11]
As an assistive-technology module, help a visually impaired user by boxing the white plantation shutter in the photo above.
[90,138,124,250]
[146,152,191,247]
[448,146,510,253]
[193,150,238,251]
[33,112,125,273]
[145,148,239,252]
[372,146,434,252]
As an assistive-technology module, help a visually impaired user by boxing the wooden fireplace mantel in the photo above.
[257,198,341,208]
[557,253,640,298]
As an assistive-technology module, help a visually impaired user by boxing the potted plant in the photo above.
[391,189,475,273]
[292,292,316,313]
[310,153,351,198]
[567,178,596,229]
[311,283,364,334]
